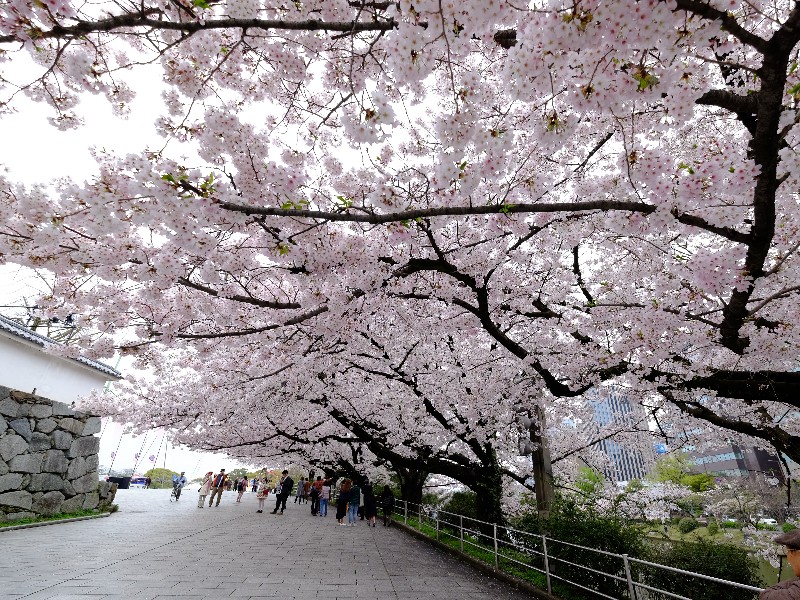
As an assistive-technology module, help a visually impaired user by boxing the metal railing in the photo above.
[389,499,765,600]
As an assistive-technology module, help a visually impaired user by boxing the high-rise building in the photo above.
[587,387,654,483]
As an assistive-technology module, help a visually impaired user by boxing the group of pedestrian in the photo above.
[192,467,396,529]
[334,479,394,527]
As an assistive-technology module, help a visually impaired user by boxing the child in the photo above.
[256,480,269,513]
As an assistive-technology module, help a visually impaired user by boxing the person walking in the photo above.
[319,480,330,517]
[380,485,395,526]
[208,469,228,507]
[197,472,212,508]
[256,479,269,513]
[348,480,361,526]
[251,478,258,493]
[303,478,312,504]
[294,477,304,504]
[362,480,377,527]
[336,479,351,525]
[271,470,293,514]
[236,477,247,503]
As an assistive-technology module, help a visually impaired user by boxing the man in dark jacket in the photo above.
[760,529,800,599]
[271,470,294,515]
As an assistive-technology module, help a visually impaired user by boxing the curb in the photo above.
[0,512,111,532]
[393,520,560,600]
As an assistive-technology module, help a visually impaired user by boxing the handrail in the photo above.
[393,499,765,600]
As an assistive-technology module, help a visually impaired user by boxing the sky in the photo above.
[0,61,255,479]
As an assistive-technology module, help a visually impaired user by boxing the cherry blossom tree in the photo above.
[2,0,800,506]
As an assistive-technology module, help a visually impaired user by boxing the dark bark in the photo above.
[395,466,427,505]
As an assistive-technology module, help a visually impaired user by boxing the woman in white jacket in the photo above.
[197,472,213,508]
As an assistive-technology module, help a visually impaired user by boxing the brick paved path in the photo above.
[1,488,533,600]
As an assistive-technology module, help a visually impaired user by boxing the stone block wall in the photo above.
[0,386,116,522]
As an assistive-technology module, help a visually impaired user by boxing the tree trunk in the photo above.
[395,466,428,505]
[471,463,504,531]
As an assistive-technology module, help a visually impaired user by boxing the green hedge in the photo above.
[641,539,762,600]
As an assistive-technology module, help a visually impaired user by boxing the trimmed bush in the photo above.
[782,522,797,533]
[706,521,719,536]
[642,539,763,600]
[678,517,698,534]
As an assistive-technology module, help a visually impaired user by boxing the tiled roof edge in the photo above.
[0,314,122,379]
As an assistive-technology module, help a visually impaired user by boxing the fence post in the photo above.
[418,505,422,531]
[404,501,408,525]
[623,554,637,600]
[493,523,499,569]
[436,513,440,540]
[460,515,464,552]
[543,536,552,596]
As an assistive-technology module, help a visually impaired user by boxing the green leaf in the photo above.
[192,0,211,8]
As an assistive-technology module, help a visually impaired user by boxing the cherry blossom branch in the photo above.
[176,277,302,309]
[219,199,656,223]
[0,14,397,45]
[174,306,328,339]
[671,0,768,52]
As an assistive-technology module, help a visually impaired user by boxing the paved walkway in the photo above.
[1,488,533,600]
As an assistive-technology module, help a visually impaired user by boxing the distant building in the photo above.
[687,443,785,482]
[588,387,654,483]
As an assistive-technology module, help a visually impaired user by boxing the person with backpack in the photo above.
[207,469,228,507]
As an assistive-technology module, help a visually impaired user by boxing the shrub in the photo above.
[512,496,647,600]
[782,522,797,533]
[721,520,739,529]
[678,517,698,534]
[706,521,719,536]
[642,539,763,600]
[440,491,477,520]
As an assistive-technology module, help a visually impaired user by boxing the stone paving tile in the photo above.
[0,489,533,599]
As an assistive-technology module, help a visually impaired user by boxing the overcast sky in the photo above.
[0,65,258,477]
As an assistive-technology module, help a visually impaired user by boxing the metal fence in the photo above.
[389,499,765,600]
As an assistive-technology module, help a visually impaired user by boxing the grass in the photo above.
[0,508,108,528]
[403,516,590,600]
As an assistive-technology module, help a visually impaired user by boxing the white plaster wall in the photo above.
[0,334,113,404]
